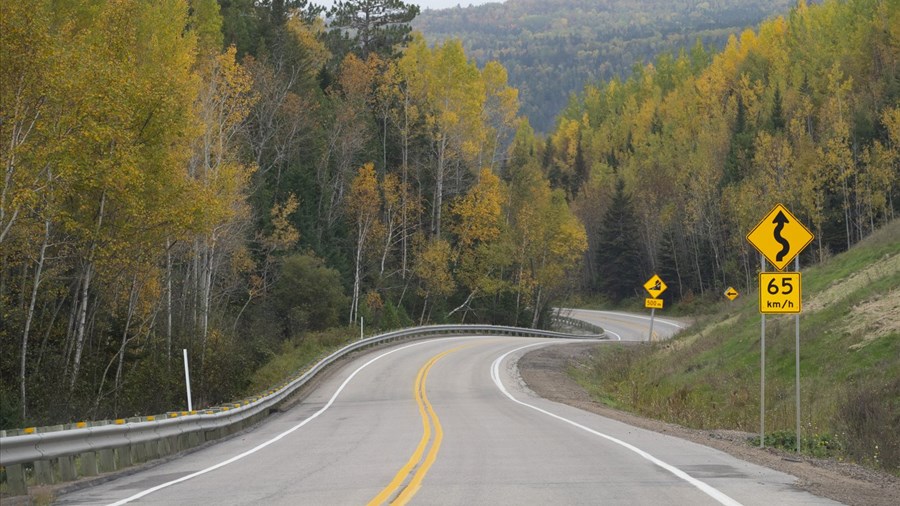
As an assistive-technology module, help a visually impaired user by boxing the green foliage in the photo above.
[270,253,348,337]
[748,430,843,459]
[244,327,356,396]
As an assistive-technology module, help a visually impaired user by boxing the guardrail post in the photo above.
[132,442,146,464]
[159,436,178,455]
[34,459,54,485]
[59,455,77,481]
[5,463,27,496]
[80,451,98,477]
[99,448,116,473]
[117,444,132,469]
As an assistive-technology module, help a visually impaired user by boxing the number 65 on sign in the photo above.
[758,272,801,314]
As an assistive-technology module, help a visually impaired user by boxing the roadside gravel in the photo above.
[518,342,900,506]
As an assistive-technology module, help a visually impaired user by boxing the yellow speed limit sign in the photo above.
[759,272,801,314]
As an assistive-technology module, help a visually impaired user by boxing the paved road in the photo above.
[59,336,838,505]
[561,308,687,341]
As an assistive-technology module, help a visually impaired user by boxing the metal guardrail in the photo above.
[550,314,605,335]
[0,323,604,496]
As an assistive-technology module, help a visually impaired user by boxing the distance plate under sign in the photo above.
[645,298,664,309]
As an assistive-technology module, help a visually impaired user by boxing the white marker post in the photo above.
[183,349,193,412]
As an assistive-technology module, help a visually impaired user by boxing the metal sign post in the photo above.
[747,203,813,453]
[795,256,801,453]
[642,274,667,342]
[760,255,766,448]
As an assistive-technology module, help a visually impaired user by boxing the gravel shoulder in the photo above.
[517,342,900,506]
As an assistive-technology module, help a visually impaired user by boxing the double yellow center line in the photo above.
[368,345,468,506]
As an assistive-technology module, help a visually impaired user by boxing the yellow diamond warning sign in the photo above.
[643,274,667,299]
[724,287,739,301]
[747,203,814,271]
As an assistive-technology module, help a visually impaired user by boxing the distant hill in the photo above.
[414,0,796,133]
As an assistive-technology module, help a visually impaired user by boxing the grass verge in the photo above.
[571,220,900,474]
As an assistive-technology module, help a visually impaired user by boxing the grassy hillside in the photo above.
[572,219,900,473]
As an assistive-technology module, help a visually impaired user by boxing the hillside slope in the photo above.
[572,219,900,473]
[413,0,794,132]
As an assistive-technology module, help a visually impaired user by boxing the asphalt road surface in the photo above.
[58,336,838,505]
[561,308,687,341]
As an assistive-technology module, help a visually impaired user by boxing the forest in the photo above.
[0,0,585,428]
[414,0,797,132]
[1,0,898,430]
[546,0,899,305]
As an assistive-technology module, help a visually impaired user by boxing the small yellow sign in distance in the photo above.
[643,274,668,298]
[746,203,814,271]
[759,272,801,314]
[645,298,664,309]
[724,287,739,301]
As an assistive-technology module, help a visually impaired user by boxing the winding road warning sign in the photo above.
[746,204,814,271]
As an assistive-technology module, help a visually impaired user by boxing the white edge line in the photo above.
[490,343,742,506]
[106,338,466,506]
[605,329,622,341]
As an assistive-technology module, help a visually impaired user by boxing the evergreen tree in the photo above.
[596,179,643,302]
[328,0,419,59]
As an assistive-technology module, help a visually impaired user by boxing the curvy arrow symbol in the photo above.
[772,211,791,262]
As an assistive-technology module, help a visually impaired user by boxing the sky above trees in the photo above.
[318,0,500,10]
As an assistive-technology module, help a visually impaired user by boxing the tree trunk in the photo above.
[69,260,93,393]
[20,218,49,420]
[71,190,105,393]
[401,92,410,278]
[433,135,447,239]
[350,228,364,325]
[113,276,139,412]
[166,238,173,370]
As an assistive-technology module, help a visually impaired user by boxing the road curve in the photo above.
[561,308,686,341]
[58,337,837,505]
